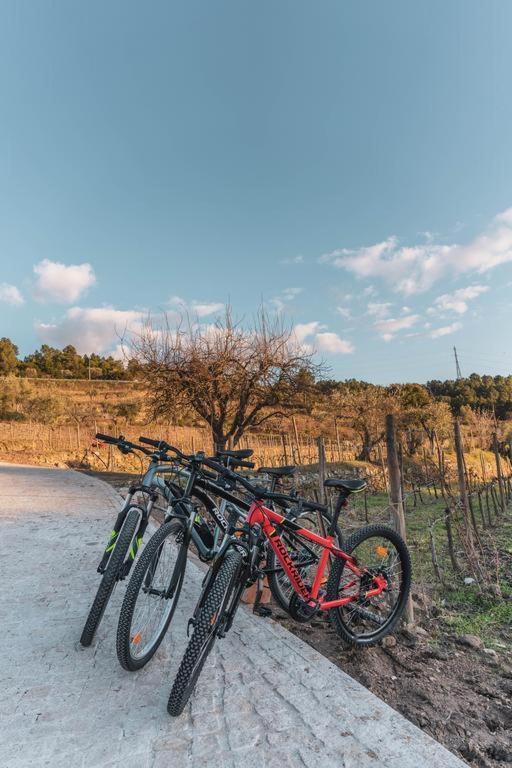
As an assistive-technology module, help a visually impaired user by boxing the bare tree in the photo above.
[334,381,396,461]
[131,308,321,451]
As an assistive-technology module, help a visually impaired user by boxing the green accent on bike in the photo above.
[129,538,143,560]
[105,530,118,553]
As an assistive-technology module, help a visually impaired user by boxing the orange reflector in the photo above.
[132,633,142,645]
[375,546,389,558]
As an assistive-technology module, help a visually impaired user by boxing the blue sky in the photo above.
[1,0,512,383]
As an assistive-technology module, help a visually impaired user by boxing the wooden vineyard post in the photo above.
[316,436,328,537]
[292,416,302,465]
[493,432,507,514]
[334,417,342,462]
[316,436,326,505]
[377,442,389,496]
[453,419,476,541]
[385,415,414,625]
[280,433,289,465]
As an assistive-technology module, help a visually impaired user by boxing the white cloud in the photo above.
[336,306,351,319]
[191,301,224,317]
[291,321,353,355]
[367,302,393,319]
[35,306,144,355]
[33,259,96,303]
[431,284,489,315]
[0,283,24,306]
[315,332,354,354]
[320,207,512,295]
[374,314,420,341]
[168,295,224,317]
[292,321,324,345]
[429,321,462,339]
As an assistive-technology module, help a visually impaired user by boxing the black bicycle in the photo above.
[80,434,198,647]
[115,440,256,670]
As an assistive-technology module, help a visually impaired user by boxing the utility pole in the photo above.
[453,346,462,380]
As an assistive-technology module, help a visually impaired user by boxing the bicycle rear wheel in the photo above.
[326,524,411,647]
[116,518,186,670]
[80,506,141,647]
[266,511,342,612]
[167,549,243,717]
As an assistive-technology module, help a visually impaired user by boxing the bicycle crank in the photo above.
[288,592,321,623]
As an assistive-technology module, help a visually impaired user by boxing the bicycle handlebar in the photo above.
[96,433,163,458]
[95,433,119,445]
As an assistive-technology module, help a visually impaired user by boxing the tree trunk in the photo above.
[357,432,372,462]
[212,429,227,452]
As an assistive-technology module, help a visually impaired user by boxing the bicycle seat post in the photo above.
[328,491,349,536]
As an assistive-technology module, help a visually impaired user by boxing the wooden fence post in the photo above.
[334,417,342,463]
[280,433,288,465]
[492,432,507,514]
[316,436,326,505]
[316,436,328,537]
[292,416,302,465]
[385,414,414,625]
[377,442,389,496]
[454,419,475,542]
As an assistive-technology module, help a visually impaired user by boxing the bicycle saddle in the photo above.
[324,478,367,494]
[258,466,296,478]
[216,449,254,460]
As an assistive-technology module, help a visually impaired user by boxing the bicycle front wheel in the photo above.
[326,524,411,647]
[116,518,186,671]
[80,506,141,647]
[167,549,243,717]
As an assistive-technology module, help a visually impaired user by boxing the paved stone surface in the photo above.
[0,463,467,768]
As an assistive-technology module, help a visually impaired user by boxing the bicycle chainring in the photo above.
[288,591,320,623]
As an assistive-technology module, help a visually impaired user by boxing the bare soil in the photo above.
[275,607,512,768]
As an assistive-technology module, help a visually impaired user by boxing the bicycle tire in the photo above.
[167,549,243,717]
[326,523,411,647]
[116,518,186,671]
[80,506,141,647]
[266,511,342,612]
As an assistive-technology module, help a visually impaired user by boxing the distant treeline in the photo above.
[1,337,511,419]
[0,338,140,381]
[427,375,512,419]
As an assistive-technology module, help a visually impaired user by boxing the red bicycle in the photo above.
[168,463,412,716]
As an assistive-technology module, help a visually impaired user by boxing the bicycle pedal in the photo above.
[253,605,272,618]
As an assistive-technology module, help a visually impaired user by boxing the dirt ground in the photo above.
[275,605,512,768]
[86,469,511,767]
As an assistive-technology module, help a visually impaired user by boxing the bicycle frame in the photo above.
[247,500,388,610]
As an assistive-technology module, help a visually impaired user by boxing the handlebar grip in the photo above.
[95,433,119,445]
[237,460,255,469]
[139,436,162,448]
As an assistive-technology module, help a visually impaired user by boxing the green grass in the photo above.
[337,482,512,646]
[443,586,512,645]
